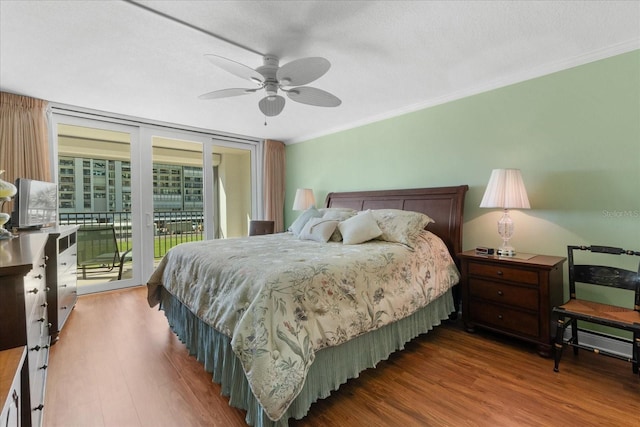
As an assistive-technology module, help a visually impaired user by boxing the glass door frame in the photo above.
[49,113,141,295]
[50,106,263,293]
[139,128,262,281]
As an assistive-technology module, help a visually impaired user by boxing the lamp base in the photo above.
[497,245,516,257]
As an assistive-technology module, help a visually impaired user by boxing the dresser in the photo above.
[459,250,566,357]
[0,347,26,427]
[0,233,51,427]
[44,226,79,342]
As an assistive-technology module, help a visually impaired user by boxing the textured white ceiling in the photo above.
[1,1,639,143]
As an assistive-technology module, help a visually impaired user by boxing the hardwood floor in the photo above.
[45,286,639,427]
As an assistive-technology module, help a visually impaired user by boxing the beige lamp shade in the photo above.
[480,169,530,257]
[480,169,530,209]
[293,188,315,210]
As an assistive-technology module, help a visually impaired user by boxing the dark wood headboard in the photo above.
[325,186,469,260]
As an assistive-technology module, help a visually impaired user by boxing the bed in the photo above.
[147,185,468,426]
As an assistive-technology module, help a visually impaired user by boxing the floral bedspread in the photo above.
[147,231,459,421]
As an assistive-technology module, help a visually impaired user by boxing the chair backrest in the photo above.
[249,220,274,236]
[77,225,119,267]
[568,245,640,310]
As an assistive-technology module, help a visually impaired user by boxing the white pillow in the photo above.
[288,207,322,236]
[338,210,382,245]
[370,209,435,248]
[322,209,356,241]
[299,218,339,243]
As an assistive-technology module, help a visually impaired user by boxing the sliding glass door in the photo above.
[52,110,261,292]
[139,130,259,281]
[52,117,139,294]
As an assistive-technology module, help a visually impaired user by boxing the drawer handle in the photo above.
[39,263,46,268]
[33,404,44,411]
[497,290,504,296]
[34,274,43,279]
[61,262,67,266]
[61,306,67,310]
[497,314,503,320]
[30,344,50,352]
[37,317,47,323]
[39,364,48,371]
[40,302,48,308]
[28,288,39,294]
[61,284,67,288]
[496,270,504,276]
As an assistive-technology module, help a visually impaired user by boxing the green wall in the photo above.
[286,50,640,298]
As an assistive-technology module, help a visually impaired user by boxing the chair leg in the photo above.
[633,333,639,375]
[570,317,579,356]
[553,317,565,372]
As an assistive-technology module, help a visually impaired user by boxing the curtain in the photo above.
[263,139,286,232]
[0,92,51,213]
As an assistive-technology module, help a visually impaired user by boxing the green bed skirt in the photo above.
[158,287,455,426]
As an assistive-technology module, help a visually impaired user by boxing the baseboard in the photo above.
[564,329,633,359]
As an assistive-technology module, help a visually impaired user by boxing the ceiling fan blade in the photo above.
[287,87,342,107]
[204,54,264,83]
[198,88,259,100]
[258,95,286,117]
[276,57,330,86]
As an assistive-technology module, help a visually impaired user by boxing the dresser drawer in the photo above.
[469,301,539,338]
[26,304,49,353]
[0,347,25,427]
[468,261,539,285]
[468,278,539,311]
[27,335,49,419]
[23,263,46,322]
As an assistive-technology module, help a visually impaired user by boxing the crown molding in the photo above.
[287,39,640,145]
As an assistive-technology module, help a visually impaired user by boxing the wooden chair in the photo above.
[249,220,274,236]
[77,225,132,280]
[553,245,640,376]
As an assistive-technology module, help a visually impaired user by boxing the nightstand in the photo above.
[458,250,566,357]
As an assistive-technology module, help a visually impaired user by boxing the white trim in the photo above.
[564,329,633,359]
[50,102,261,145]
[287,39,640,145]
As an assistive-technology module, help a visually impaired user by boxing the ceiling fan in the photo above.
[198,55,341,117]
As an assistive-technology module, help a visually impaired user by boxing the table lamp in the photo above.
[479,169,530,256]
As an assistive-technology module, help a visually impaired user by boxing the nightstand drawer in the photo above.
[468,261,539,285]
[460,250,566,357]
[468,278,539,311]
[469,302,539,337]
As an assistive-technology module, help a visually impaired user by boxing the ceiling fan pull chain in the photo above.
[264,116,267,126]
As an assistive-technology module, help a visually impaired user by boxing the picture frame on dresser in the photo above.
[458,250,566,357]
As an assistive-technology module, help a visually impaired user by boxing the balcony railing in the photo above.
[59,210,205,258]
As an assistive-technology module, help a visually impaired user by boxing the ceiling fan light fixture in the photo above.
[259,95,285,117]
[200,54,340,116]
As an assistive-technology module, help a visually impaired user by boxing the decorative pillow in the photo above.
[338,210,383,245]
[321,209,357,241]
[370,209,435,248]
[299,218,339,243]
[288,207,322,236]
